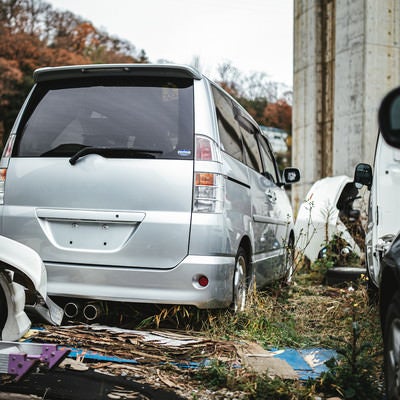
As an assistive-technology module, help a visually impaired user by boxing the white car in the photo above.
[294,175,365,285]
[294,175,363,263]
[354,86,400,399]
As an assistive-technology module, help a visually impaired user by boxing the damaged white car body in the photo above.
[0,235,63,341]
[294,175,363,263]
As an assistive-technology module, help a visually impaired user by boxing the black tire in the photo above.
[0,279,8,335]
[366,266,379,304]
[324,266,365,286]
[384,290,400,399]
[232,247,249,312]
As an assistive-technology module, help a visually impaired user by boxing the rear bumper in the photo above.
[46,255,235,309]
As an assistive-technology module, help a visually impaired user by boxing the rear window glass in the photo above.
[15,77,194,160]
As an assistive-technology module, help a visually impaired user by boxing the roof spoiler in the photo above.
[33,63,202,83]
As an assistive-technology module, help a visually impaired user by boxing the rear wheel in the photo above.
[384,291,400,399]
[232,247,248,312]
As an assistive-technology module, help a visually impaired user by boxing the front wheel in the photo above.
[384,291,400,399]
[232,247,249,313]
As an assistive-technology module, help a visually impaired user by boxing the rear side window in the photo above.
[15,77,194,160]
[238,115,263,173]
[258,134,278,182]
[211,85,243,162]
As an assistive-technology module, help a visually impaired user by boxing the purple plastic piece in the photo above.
[6,344,69,381]
[40,345,69,368]
[8,353,38,381]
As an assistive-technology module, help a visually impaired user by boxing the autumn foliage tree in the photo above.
[263,99,292,133]
[0,0,148,144]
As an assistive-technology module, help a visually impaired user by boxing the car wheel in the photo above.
[384,291,400,399]
[0,278,8,335]
[232,247,248,313]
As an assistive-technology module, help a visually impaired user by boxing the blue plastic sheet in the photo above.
[271,348,337,380]
[58,346,138,364]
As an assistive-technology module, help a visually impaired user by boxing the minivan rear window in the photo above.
[15,77,194,160]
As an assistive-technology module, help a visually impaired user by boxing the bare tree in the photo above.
[242,71,277,101]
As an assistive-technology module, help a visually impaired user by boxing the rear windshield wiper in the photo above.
[40,143,89,157]
[69,147,163,165]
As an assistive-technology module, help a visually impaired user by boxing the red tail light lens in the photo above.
[196,137,213,161]
[2,135,15,158]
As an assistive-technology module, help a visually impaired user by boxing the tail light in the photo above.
[194,135,224,213]
[195,135,218,161]
[0,135,16,205]
[0,168,6,204]
[2,135,15,159]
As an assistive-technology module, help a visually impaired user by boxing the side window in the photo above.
[211,85,243,161]
[258,134,278,183]
[238,115,263,173]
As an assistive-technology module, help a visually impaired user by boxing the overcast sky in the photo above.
[46,0,294,87]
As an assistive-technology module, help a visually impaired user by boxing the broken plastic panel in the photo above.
[0,341,69,381]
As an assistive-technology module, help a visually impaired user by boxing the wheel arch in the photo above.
[238,235,252,266]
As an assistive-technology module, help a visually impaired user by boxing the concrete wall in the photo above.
[292,0,400,211]
[292,1,321,209]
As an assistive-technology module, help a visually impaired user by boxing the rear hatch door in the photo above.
[2,72,195,269]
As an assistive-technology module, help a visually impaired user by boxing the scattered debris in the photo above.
[20,324,336,382]
[23,324,238,368]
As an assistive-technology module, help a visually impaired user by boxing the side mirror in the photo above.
[354,163,372,190]
[282,167,300,185]
[379,86,400,148]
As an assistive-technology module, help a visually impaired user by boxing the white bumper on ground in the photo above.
[0,235,63,340]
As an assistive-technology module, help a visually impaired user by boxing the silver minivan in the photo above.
[0,64,299,314]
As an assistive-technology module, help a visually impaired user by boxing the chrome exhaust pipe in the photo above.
[64,302,80,319]
[83,302,102,321]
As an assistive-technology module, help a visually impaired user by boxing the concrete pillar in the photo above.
[292,0,400,211]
